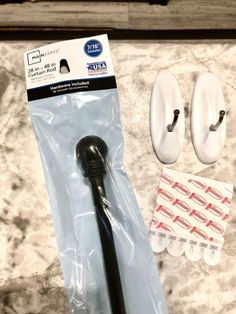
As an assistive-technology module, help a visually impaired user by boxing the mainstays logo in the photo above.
[27,49,41,65]
[27,48,60,65]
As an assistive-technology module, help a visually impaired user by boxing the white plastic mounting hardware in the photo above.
[150,71,185,164]
[191,72,226,164]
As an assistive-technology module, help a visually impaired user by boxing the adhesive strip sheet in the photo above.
[150,168,233,265]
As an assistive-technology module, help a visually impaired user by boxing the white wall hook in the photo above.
[191,72,226,164]
[150,71,185,164]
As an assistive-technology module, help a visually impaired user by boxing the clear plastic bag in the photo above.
[24,35,168,314]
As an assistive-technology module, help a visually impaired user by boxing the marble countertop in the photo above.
[0,40,235,314]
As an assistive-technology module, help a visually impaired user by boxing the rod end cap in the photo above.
[76,136,108,177]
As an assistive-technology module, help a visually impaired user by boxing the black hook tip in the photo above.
[174,109,180,115]
[167,109,180,132]
[209,110,226,131]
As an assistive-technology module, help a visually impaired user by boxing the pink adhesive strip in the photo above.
[150,168,233,265]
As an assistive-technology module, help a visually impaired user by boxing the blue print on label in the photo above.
[84,39,103,57]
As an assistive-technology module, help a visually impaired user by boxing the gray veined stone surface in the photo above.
[0,41,236,314]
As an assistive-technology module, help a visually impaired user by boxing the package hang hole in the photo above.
[60,59,70,74]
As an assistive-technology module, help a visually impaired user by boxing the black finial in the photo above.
[76,136,108,177]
